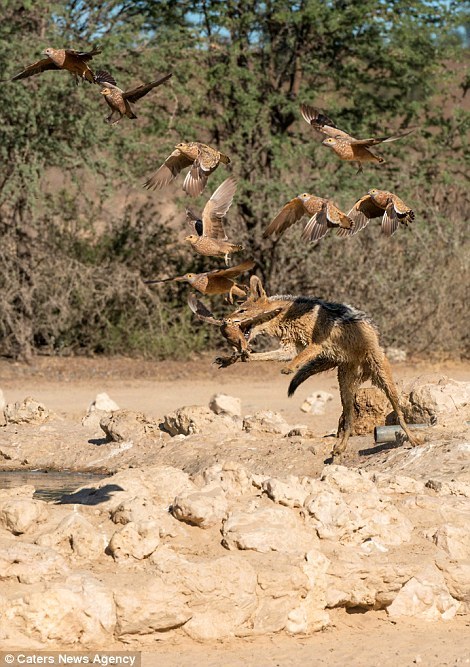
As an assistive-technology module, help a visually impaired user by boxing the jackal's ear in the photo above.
[249,275,267,302]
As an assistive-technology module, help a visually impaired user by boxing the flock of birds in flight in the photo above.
[7,46,416,304]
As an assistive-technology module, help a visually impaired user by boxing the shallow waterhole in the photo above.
[0,470,108,502]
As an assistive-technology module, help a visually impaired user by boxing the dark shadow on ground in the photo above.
[87,437,109,446]
[58,483,124,505]
[359,441,405,457]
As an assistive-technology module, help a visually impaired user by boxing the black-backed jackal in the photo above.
[224,276,419,461]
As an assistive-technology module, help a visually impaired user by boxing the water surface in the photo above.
[0,470,107,502]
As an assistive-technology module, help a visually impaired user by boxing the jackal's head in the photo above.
[225,276,284,342]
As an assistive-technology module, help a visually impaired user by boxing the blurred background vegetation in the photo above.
[0,0,468,361]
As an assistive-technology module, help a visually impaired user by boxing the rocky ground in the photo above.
[0,356,469,665]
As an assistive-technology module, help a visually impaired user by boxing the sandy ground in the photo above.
[1,355,469,665]
[140,613,470,667]
[1,354,468,430]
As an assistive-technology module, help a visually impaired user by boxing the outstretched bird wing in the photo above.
[206,259,255,279]
[123,73,172,103]
[382,204,401,237]
[381,196,414,236]
[185,208,203,236]
[300,103,354,140]
[349,129,414,146]
[201,177,238,239]
[301,202,352,242]
[183,160,209,197]
[263,198,306,238]
[9,58,60,81]
[337,194,385,237]
[144,150,193,190]
[94,70,118,86]
[64,48,101,61]
[187,294,223,325]
[326,202,354,230]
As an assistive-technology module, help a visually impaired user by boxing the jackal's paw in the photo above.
[280,366,294,375]
[406,434,423,448]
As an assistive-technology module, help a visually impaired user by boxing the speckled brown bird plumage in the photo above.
[95,71,172,124]
[263,193,353,242]
[8,47,101,84]
[144,142,231,197]
[144,259,255,302]
[338,189,415,237]
[185,177,243,264]
[187,293,249,363]
[300,103,413,173]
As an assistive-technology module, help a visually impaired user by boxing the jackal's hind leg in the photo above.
[332,364,361,462]
[369,352,421,448]
[280,343,324,375]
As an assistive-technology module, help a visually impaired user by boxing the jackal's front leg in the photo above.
[248,345,296,363]
[280,343,324,375]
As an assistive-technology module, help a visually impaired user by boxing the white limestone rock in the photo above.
[3,574,116,645]
[172,486,229,529]
[107,520,160,560]
[151,545,258,641]
[222,505,317,554]
[0,537,68,584]
[162,405,241,436]
[387,565,460,620]
[4,397,53,425]
[243,410,291,436]
[300,390,334,415]
[113,571,191,637]
[209,393,242,417]
[36,513,107,559]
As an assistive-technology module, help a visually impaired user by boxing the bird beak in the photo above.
[184,236,192,242]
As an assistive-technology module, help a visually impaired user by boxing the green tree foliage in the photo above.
[0,0,468,359]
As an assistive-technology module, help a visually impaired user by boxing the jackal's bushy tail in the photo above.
[288,355,337,397]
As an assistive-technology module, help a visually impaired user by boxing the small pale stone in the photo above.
[387,565,460,620]
[107,521,160,560]
[90,392,120,413]
[300,391,333,415]
[0,498,46,535]
[172,487,229,529]
[162,405,241,436]
[4,397,53,425]
[243,410,291,436]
